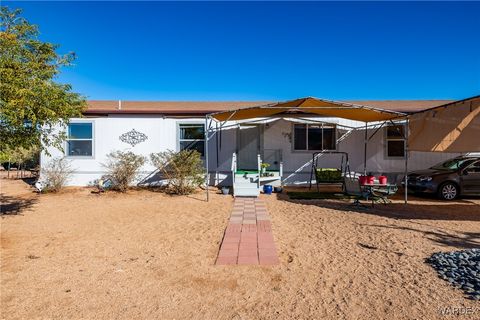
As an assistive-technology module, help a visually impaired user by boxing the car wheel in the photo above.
[438,182,458,200]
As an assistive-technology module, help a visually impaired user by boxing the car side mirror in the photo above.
[462,170,469,176]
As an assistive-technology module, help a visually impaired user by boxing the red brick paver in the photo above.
[216,198,279,266]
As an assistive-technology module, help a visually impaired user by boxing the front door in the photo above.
[237,125,261,170]
[461,161,480,194]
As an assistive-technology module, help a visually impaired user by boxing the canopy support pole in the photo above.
[205,115,210,202]
[404,118,409,204]
[363,122,368,175]
[215,122,219,185]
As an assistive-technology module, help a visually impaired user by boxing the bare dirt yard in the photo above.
[1,177,479,320]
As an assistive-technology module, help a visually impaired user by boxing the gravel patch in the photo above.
[427,249,480,300]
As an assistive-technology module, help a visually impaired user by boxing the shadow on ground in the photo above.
[0,193,38,216]
[362,223,480,249]
[276,190,480,249]
[276,191,480,222]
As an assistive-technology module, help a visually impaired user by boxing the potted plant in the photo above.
[366,172,375,185]
[221,186,230,195]
[260,162,270,176]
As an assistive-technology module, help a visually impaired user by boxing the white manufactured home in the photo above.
[41,98,463,195]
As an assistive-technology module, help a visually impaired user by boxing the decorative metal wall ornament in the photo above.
[119,129,148,147]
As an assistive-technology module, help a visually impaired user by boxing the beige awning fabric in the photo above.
[210,97,406,123]
[408,96,480,152]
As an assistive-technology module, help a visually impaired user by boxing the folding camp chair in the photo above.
[344,177,382,207]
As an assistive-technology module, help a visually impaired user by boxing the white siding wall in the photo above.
[41,115,462,186]
[41,115,234,186]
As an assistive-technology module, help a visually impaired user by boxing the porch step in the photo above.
[234,186,260,197]
[233,173,260,197]
[235,173,259,180]
[235,175,258,183]
[235,179,258,185]
[259,176,281,182]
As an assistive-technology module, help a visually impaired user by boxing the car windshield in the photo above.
[430,158,475,170]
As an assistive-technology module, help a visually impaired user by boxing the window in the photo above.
[431,158,476,170]
[385,125,405,158]
[465,161,480,173]
[293,124,336,151]
[66,122,93,157]
[178,123,205,157]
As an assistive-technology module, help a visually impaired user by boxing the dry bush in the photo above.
[41,157,73,192]
[104,151,146,192]
[150,150,205,195]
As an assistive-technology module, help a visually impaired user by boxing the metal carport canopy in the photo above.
[209,97,407,123]
[204,97,410,204]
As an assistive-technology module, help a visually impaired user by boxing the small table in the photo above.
[362,183,397,190]
[361,183,398,204]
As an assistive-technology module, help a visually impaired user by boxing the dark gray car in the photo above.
[407,156,480,200]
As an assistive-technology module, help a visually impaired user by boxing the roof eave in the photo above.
[83,109,214,116]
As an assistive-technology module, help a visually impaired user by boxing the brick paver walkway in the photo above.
[216,198,279,266]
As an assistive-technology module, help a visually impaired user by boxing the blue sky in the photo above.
[6,1,480,101]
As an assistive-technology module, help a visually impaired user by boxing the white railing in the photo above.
[279,161,284,185]
[231,152,237,173]
[257,154,262,188]
[231,152,237,194]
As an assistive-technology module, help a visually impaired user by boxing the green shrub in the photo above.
[150,150,205,195]
[104,151,146,192]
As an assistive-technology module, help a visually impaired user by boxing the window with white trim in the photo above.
[66,122,93,156]
[178,123,205,157]
[293,124,336,151]
[385,125,405,158]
